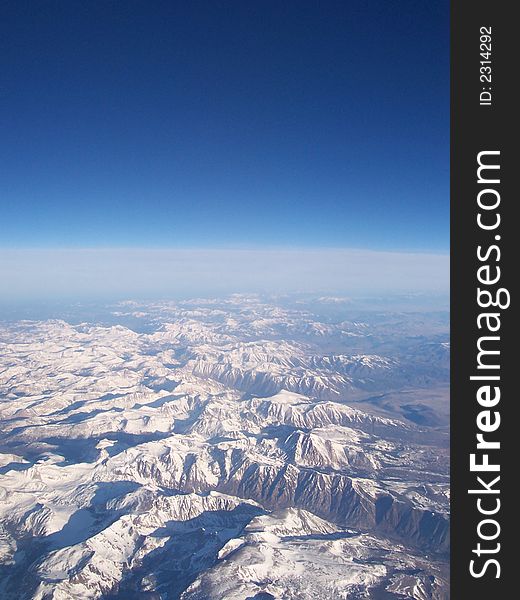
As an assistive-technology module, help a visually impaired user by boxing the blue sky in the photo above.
[1,0,449,253]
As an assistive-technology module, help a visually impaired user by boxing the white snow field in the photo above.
[0,296,449,599]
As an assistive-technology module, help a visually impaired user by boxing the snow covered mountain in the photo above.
[0,296,449,599]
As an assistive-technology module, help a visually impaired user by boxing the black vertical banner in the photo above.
[451,1,516,597]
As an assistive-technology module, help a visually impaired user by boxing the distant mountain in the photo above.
[0,297,449,599]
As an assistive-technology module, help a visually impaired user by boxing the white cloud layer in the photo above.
[0,248,449,300]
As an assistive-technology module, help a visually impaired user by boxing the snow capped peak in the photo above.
[0,298,449,599]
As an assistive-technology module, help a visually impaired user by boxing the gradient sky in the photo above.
[1,0,449,253]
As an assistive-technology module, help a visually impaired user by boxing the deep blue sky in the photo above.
[1,0,449,252]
